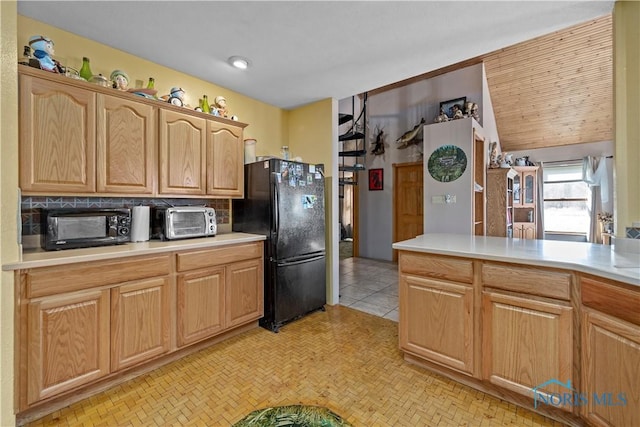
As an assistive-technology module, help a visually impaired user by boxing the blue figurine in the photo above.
[28,35,63,73]
[167,87,185,106]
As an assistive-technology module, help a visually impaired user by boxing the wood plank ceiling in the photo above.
[483,15,613,152]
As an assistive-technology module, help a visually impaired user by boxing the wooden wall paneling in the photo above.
[483,16,613,151]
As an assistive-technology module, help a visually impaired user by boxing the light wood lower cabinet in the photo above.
[482,291,573,408]
[176,243,264,346]
[398,252,475,375]
[582,309,640,427]
[226,259,264,328]
[399,274,474,375]
[27,289,110,405]
[177,267,226,347]
[111,278,171,371]
[17,242,263,412]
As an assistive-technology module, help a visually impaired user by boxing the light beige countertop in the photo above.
[3,232,266,270]
[392,234,640,286]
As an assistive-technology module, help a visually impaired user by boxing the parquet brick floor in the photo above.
[28,306,563,426]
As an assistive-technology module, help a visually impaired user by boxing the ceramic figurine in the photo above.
[213,96,229,118]
[451,104,464,120]
[167,87,185,106]
[434,108,449,123]
[110,70,130,90]
[28,35,63,73]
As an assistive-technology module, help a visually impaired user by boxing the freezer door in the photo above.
[262,254,326,332]
[273,161,326,260]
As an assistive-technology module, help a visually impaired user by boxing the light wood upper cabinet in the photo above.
[206,121,244,198]
[482,291,573,409]
[226,258,263,328]
[27,289,110,405]
[19,74,96,194]
[158,109,207,195]
[19,67,249,198]
[176,267,225,347]
[96,94,156,194]
[111,277,171,371]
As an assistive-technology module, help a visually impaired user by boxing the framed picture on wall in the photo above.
[369,168,383,191]
[439,97,466,119]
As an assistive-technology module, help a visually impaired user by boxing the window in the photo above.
[543,162,590,235]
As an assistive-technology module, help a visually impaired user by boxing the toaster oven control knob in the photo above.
[119,227,130,235]
[208,211,214,216]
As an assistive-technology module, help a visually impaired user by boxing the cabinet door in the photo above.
[522,171,536,206]
[523,223,536,239]
[226,259,263,328]
[206,121,244,197]
[582,309,640,427]
[111,277,171,371]
[177,267,225,346]
[482,291,573,408]
[19,74,96,193]
[96,94,156,194]
[158,109,206,195]
[399,274,474,375]
[27,289,110,405]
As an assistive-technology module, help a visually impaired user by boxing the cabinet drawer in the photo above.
[582,276,640,326]
[25,254,171,298]
[176,242,263,272]
[482,262,571,300]
[399,252,473,284]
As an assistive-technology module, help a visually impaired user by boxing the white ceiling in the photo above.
[17,1,614,110]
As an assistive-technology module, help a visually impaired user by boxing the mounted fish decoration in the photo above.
[396,118,426,149]
[371,126,386,155]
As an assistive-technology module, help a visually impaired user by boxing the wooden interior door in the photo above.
[393,162,424,261]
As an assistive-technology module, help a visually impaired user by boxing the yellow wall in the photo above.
[17,15,288,157]
[287,98,334,168]
[0,2,19,425]
[614,1,640,233]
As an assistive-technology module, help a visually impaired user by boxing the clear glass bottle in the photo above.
[79,57,93,81]
[281,146,290,160]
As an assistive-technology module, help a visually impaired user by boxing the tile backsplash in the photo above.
[626,227,640,239]
[21,196,229,236]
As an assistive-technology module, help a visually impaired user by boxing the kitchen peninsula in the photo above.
[393,234,639,427]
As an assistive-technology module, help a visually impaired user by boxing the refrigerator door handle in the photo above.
[272,173,280,242]
[276,253,325,267]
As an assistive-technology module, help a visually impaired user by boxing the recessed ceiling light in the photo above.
[228,56,250,70]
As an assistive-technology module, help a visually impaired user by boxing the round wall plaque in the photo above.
[427,145,467,182]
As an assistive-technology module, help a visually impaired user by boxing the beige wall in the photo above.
[614,1,640,234]
[17,15,288,157]
[1,2,19,425]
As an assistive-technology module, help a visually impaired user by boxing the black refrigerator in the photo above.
[233,159,326,332]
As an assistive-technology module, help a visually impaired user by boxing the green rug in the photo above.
[232,405,352,427]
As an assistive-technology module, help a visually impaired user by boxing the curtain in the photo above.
[582,156,613,243]
[536,161,545,239]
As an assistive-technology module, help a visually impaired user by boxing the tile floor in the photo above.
[339,256,399,321]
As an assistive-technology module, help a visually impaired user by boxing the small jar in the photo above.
[281,146,290,160]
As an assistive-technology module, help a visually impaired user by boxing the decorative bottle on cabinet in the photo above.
[79,57,93,81]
